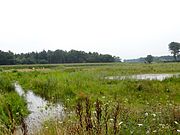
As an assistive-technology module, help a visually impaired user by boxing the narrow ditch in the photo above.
[14,83,64,135]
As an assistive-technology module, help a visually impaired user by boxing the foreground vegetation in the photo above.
[0,74,28,135]
[0,63,180,134]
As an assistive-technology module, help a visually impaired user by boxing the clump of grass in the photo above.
[0,92,28,134]
[0,75,14,93]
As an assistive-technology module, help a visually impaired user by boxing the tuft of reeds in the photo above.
[95,99,102,134]
[85,97,93,133]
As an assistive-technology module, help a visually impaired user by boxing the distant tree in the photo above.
[0,49,117,65]
[0,50,15,65]
[168,42,180,61]
[114,56,121,62]
[145,55,153,64]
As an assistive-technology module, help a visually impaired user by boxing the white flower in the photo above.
[58,121,63,124]
[174,121,179,124]
[153,130,157,133]
[102,96,106,99]
[118,121,123,125]
[145,112,149,116]
[110,118,113,121]
[177,130,180,133]
[146,130,150,134]
[152,113,156,117]
[138,124,143,127]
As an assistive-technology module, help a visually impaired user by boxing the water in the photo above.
[15,84,64,135]
[106,73,180,81]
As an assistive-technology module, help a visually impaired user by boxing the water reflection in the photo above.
[106,73,180,81]
[15,84,64,135]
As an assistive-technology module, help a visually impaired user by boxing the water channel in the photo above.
[106,73,180,81]
[15,84,64,135]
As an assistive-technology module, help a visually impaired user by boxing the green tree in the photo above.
[168,42,180,61]
[145,55,153,64]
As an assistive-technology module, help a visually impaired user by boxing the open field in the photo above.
[0,63,180,135]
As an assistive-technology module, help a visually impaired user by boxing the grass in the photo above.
[38,98,179,135]
[0,74,28,135]
[0,62,180,134]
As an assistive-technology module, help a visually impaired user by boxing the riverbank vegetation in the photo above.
[0,63,179,134]
[0,74,28,135]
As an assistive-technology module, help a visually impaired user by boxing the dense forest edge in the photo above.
[0,49,121,65]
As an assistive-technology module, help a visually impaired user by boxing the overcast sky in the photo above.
[0,0,180,59]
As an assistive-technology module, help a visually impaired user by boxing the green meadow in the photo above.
[0,63,180,135]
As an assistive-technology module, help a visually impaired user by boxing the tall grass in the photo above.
[0,74,28,134]
[39,98,179,135]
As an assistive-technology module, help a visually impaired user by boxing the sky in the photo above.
[0,0,180,59]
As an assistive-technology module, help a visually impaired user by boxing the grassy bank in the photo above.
[0,74,28,134]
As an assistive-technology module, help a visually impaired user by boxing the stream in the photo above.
[15,84,64,135]
[106,73,180,81]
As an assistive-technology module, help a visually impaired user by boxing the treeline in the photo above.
[124,55,179,63]
[0,49,120,65]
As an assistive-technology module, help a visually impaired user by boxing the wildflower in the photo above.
[153,130,157,133]
[102,96,105,99]
[177,130,180,133]
[93,111,96,114]
[145,112,148,116]
[110,118,113,121]
[137,124,143,127]
[146,130,150,134]
[58,121,63,124]
[174,121,179,124]
[152,113,156,117]
[118,121,123,125]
